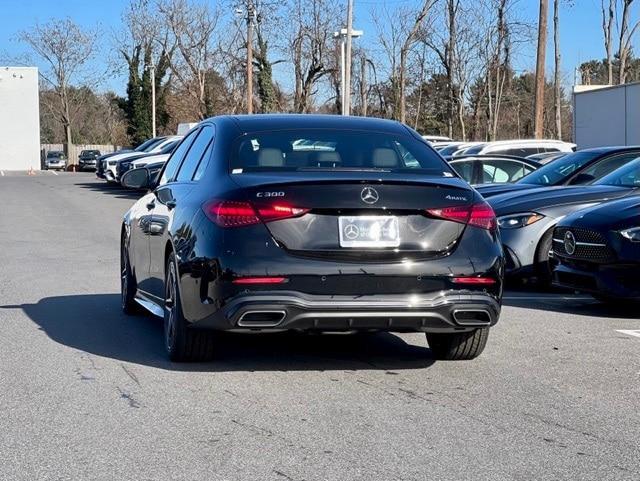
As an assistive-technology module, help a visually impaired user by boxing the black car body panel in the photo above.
[122,115,504,340]
[552,196,640,299]
[489,184,632,217]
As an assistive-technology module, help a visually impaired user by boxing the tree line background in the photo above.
[13,0,640,148]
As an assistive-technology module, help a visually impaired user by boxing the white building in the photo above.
[573,82,640,149]
[0,67,40,171]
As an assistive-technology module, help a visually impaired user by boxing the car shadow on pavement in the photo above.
[503,294,639,319]
[1,294,435,372]
[74,181,145,201]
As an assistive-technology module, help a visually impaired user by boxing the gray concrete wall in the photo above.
[0,67,40,170]
[573,82,640,149]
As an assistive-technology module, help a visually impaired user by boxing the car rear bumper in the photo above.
[553,261,640,299]
[191,290,501,332]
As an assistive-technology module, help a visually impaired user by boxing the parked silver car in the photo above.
[45,151,67,171]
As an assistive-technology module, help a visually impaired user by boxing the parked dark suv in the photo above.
[78,150,101,171]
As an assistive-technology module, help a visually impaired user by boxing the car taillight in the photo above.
[204,201,260,227]
[203,200,309,228]
[426,202,497,231]
[256,204,310,221]
[451,276,497,285]
[232,276,288,285]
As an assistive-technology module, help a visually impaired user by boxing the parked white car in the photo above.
[460,139,576,158]
[421,135,452,143]
[104,135,182,182]
[131,152,171,170]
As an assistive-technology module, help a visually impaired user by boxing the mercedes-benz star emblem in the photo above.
[361,187,379,204]
[344,223,360,240]
[564,231,576,255]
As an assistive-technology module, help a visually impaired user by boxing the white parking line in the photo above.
[0,170,4,176]
[49,170,58,176]
[617,330,640,339]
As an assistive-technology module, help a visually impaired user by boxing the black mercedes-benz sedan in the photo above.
[552,195,640,302]
[119,115,504,362]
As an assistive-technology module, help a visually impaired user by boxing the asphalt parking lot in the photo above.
[0,171,639,480]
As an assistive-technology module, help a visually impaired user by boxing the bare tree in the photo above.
[373,0,436,123]
[482,0,511,140]
[159,0,221,119]
[116,0,174,142]
[289,0,339,113]
[425,0,482,140]
[19,18,96,161]
[618,0,640,84]
[601,0,615,84]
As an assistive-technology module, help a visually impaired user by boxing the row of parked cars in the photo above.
[109,119,640,361]
[425,135,640,301]
[44,149,102,171]
[94,135,182,183]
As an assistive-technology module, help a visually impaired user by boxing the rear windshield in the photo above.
[462,145,484,155]
[518,151,599,185]
[595,158,640,187]
[230,129,451,175]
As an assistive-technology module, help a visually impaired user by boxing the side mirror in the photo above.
[569,173,596,185]
[121,167,151,190]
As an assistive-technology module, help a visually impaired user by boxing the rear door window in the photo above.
[176,126,214,182]
[159,130,199,185]
[481,159,536,183]
[449,160,475,183]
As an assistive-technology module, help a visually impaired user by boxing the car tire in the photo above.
[534,228,555,285]
[164,253,215,362]
[120,238,140,315]
[426,328,489,360]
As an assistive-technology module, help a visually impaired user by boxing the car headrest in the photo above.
[258,148,284,167]
[372,148,399,168]
[315,151,342,165]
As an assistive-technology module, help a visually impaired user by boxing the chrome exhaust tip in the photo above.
[237,310,286,327]
[452,309,492,326]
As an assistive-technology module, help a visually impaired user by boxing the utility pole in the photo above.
[534,0,548,139]
[553,0,561,140]
[344,0,354,115]
[150,63,156,138]
[246,1,254,114]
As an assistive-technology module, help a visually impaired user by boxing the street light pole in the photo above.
[340,39,346,114]
[333,27,363,116]
[150,63,156,138]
